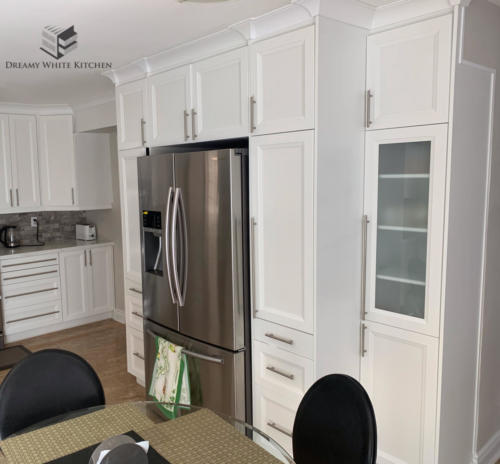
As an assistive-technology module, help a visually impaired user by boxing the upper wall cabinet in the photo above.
[148,65,191,146]
[9,115,40,210]
[116,80,147,150]
[250,26,315,135]
[0,116,13,212]
[192,47,249,141]
[38,115,76,208]
[366,15,452,130]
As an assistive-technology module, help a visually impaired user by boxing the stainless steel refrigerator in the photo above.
[138,140,251,422]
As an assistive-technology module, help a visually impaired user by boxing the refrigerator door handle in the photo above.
[183,349,224,365]
[178,188,189,307]
[165,186,177,304]
[171,188,184,306]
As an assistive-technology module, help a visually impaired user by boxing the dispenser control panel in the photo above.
[142,211,161,229]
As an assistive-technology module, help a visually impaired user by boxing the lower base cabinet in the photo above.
[360,321,439,464]
[126,326,145,385]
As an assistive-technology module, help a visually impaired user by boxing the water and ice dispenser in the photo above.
[142,211,163,276]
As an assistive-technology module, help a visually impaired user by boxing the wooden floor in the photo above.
[0,320,145,404]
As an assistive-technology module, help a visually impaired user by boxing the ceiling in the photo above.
[358,0,404,6]
[0,0,289,107]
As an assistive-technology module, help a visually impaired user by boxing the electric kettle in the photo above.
[0,226,20,248]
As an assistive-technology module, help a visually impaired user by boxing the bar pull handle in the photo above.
[3,258,57,268]
[191,109,197,140]
[267,421,292,438]
[183,110,190,141]
[183,349,224,365]
[132,311,144,319]
[140,118,146,146]
[3,270,58,281]
[266,366,294,380]
[71,187,75,205]
[9,189,13,207]
[265,333,294,345]
[133,352,145,361]
[16,188,19,206]
[7,311,59,324]
[361,215,369,319]
[84,250,87,267]
[4,287,58,299]
[129,288,142,295]
[360,323,368,357]
[165,186,177,304]
[366,90,373,128]
[89,249,93,266]
[171,188,183,306]
[250,96,256,133]
[178,188,189,307]
[250,217,258,318]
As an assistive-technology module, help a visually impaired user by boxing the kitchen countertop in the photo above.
[0,239,114,258]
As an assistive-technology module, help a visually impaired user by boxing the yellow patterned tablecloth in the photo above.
[0,404,285,464]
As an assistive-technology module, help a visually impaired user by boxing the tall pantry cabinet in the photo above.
[360,10,495,464]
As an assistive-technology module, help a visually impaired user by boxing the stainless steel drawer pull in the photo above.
[366,90,373,128]
[16,189,19,206]
[4,287,58,299]
[133,352,145,361]
[250,96,257,132]
[3,270,58,281]
[132,311,144,319]
[266,366,294,380]
[183,349,224,365]
[9,189,13,207]
[3,258,57,268]
[129,288,142,295]
[183,110,190,141]
[7,311,59,324]
[267,421,292,438]
[191,109,198,140]
[264,333,294,345]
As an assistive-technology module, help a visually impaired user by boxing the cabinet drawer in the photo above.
[4,299,62,335]
[2,277,61,309]
[0,254,59,273]
[253,384,297,455]
[126,281,143,298]
[126,327,145,382]
[125,292,143,331]
[253,340,313,397]
[1,265,59,285]
[253,319,314,359]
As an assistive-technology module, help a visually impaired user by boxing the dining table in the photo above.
[0,402,295,464]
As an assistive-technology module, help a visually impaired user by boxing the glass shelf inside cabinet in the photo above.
[375,141,431,319]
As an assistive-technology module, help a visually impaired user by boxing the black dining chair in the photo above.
[0,349,105,439]
[292,374,377,464]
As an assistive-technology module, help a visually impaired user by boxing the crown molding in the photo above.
[0,102,73,115]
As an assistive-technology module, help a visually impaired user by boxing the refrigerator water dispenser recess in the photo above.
[142,211,163,276]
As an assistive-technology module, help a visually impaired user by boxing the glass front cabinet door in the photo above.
[363,125,447,336]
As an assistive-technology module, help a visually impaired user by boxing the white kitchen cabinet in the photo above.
[250,26,315,135]
[148,65,191,146]
[363,124,447,337]
[126,326,145,384]
[118,148,144,285]
[116,80,148,150]
[60,245,115,321]
[38,114,76,208]
[9,114,40,209]
[366,15,452,130]
[192,47,249,141]
[360,321,439,464]
[250,131,314,333]
[0,115,13,212]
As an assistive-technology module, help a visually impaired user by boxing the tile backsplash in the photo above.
[0,211,87,244]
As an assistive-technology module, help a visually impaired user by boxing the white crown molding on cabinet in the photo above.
[0,102,73,115]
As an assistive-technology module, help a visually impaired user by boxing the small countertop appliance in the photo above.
[76,224,96,241]
[0,226,20,248]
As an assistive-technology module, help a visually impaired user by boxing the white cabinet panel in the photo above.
[250,26,315,135]
[9,115,40,209]
[116,80,147,150]
[148,66,191,146]
[118,148,144,284]
[38,115,76,208]
[125,289,143,332]
[0,115,13,212]
[126,326,145,383]
[60,249,89,321]
[364,125,447,336]
[192,48,249,141]
[366,15,452,129]
[250,131,314,333]
[360,321,438,464]
[88,245,115,314]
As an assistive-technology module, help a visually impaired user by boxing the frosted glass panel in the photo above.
[375,141,430,319]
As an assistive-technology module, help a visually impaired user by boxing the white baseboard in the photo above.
[476,429,500,464]
[113,308,125,324]
[5,312,113,344]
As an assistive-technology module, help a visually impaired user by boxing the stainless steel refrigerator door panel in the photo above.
[145,321,246,421]
[138,154,179,331]
[174,149,245,351]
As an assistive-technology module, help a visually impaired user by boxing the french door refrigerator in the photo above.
[138,140,251,422]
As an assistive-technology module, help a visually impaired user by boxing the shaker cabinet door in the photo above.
[366,15,452,130]
[250,131,314,333]
[116,80,147,150]
[363,125,447,336]
[250,26,315,135]
[88,245,115,314]
[60,249,89,321]
[0,115,13,212]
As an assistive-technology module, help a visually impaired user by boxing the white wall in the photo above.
[463,0,500,455]
[73,100,116,133]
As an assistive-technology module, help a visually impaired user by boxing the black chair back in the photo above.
[0,349,105,439]
[292,374,377,464]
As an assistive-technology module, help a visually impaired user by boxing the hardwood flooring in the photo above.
[0,320,145,404]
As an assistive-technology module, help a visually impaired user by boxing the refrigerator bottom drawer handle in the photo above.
[267,421,292,438]
[183,349,224,365]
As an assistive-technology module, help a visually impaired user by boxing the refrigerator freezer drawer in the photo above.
[144,321,246,422]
